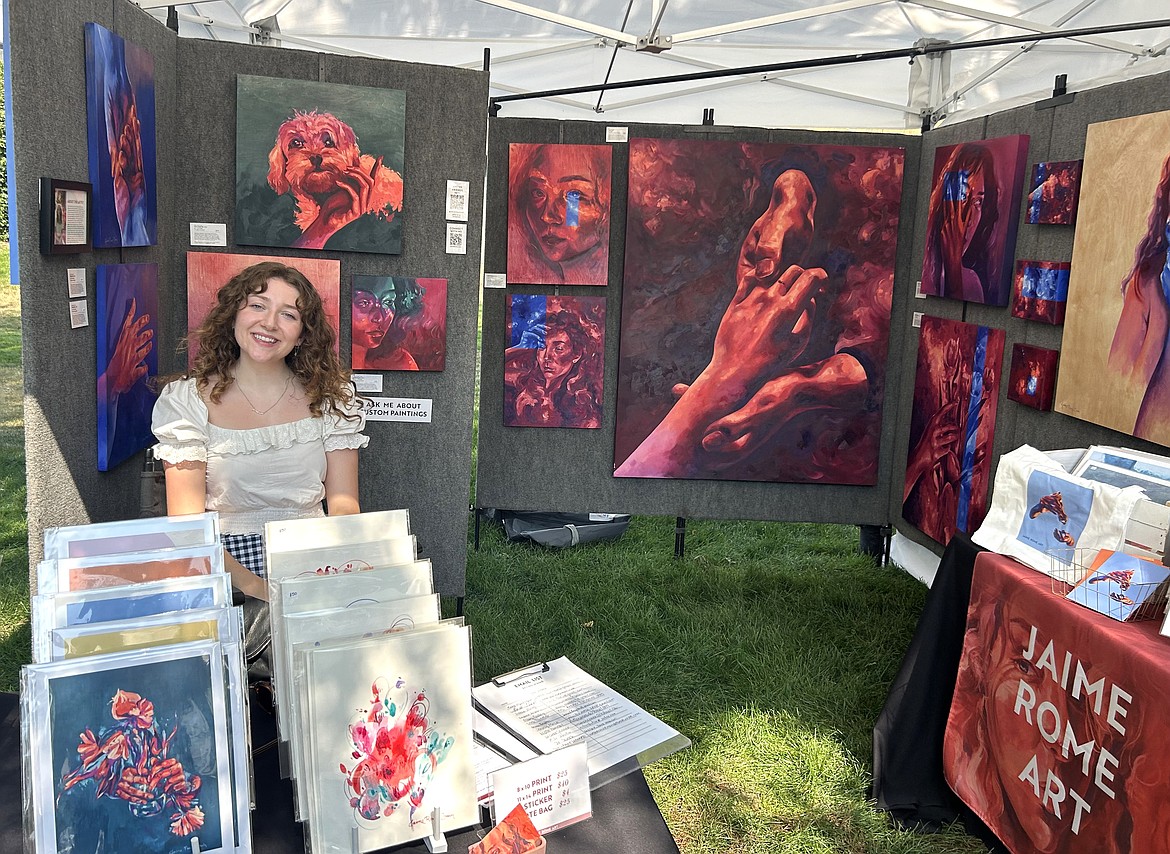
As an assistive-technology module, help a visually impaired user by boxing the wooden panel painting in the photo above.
[186,252,340,365]
[613,138,905,483]
[351,276,447,371]
[504,294,605,429]
[97,264,158,472]
[1026,159,1083,225]
[1010,260,1070,325]
[920,134,1030,305]
[236,75,405,254]
[1054,109,1170,445]
[84,23,157,248]
[1007,344,1059,411]
[507,143,612,286]
[903,316,1005,545]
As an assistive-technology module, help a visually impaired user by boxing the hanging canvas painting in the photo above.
[301,624,478,852]
[505,294,605,429]
[236,75,405,254]
[186,252,340,364]
[96,263,158,472]
[507,143,612,286]
[84,22,157,248]
[351,276,447,371]
[903,316,1005,545]
[1007,344,1059,411]
[919,134,1030,305]
[1026,159,1083,225]
[1010,260,1070,325]
[613,138,905,483]
[1055,108,1170,444]
[23,644,236,854]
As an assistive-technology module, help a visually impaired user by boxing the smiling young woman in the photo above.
[151,261,367,601]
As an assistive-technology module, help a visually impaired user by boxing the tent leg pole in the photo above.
[674,517,686,559]
[473,507,481,551]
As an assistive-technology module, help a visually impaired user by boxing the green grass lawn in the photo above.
[0,245,986,852]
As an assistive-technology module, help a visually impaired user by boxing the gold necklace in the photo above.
[236,373,292,416]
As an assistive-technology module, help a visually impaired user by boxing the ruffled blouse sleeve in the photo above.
[323,394,370,453]
[151,379,210,464]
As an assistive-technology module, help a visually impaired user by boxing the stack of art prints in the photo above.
[236,75,405,254]
[1007,344,1059,411]
[84,23,157,248]
[1010,260,1070,325]
[613,138,905,483]
[507,143,612,285]
[1055,108,1170,445]
[351,276,447,371]
[97,263,158,472]
[505,294,605,429]
[903,315,1005,545]
[919,134,1030,305]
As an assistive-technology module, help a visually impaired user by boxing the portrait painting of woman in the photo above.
[920,135,1029,306]
[507,143,612,286]
[504,294,605,428]
[351,276,448,371]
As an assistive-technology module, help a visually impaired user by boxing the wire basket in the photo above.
[1048,547,1169,622]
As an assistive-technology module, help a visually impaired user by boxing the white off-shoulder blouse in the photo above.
[151,378,369,534]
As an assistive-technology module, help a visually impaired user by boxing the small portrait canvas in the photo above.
[84,23,157,248]
[236,75,405,254]
[351,276,447,371]
[1007,344,1059,411]
[508,143,612,286]
[96,264,158,472]
[1026,160,1083,225]
[1010,260,1070,325]
[186,252,340,364]
[504,294,605,429]
[920,134,1030,305]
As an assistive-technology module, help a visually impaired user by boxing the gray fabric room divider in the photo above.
[10,0,487,595]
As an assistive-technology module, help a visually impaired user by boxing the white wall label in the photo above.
[363,397,432,423]
[189,222,227,246]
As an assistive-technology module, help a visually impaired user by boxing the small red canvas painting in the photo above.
[1026,160,1083,225]
[1007,344,1059,411]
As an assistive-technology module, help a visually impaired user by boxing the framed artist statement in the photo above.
[235,75,405,254]
[1055,108,1170,445]
[83,23,157,248]
[613,138,905,484]
[351,276,448,371]
[919,134,1030,305]
[96,264,158,472]
[504,294,605,429]
[903,315,1005,545]
[507,143,612,286]
[39,178,91,254]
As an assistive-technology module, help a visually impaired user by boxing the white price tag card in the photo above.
[189,222,227,246]
[363,397,432,423]
[484,272,507,290]
[351,373,383,393]
[605,126,629,143]
[69,299,89,329]
[67,268,87,298]
[490,743,591,834]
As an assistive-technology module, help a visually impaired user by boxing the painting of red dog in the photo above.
[236,75,405,254]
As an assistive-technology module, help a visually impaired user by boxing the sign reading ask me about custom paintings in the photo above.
[236,75,405,254]
[613,138,905,484]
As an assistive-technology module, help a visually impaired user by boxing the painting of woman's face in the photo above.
[522,147,607,263]
[352,284,396,352]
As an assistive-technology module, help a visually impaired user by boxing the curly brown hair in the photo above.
[185,261,356,419]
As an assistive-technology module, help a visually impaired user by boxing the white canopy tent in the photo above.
[132,0,1170,130]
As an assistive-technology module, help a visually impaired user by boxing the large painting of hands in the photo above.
[613,138,905,484]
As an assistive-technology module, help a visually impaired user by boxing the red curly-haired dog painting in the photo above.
[236,75,406,255]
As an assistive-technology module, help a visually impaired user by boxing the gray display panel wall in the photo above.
[11,0,488,595]
[476,118,924,526]
[890,69,1170,554]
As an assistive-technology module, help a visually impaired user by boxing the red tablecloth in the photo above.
[944,552,1170,853]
